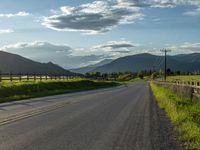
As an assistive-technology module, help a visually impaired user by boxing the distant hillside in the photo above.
[92,53,200,73]
[70,59,113,74]
[0,51,76,75]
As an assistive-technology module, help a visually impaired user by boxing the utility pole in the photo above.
[160,49,171,81]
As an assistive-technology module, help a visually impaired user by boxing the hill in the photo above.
[0,51,76,75]
[92,53,200,73]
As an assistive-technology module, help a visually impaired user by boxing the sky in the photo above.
[0,0,200,69]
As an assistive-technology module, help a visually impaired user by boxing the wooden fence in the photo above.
[0,72,81,82]
[154,80,200,102]
[165,80,200,87]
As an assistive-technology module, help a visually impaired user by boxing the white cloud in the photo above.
[2,41,72,54]
[90,40,140,58]
[118,0,200,8]
[0,29,14,34]
[168,42,200,53]
[152,18,161,22]
[0,11,30,18]
[42,1,143,34]
[184,7,200,16]
[93,40,136,50]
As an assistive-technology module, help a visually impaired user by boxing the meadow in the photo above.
[0,79,119,103]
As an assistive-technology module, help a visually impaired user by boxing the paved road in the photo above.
[0,81,182,150]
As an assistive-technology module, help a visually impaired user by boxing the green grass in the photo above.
[167,75,200,82]
[0,79,120,103]
[150,82,200,150]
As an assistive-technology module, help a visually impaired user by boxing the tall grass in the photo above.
[150,82,200,150]
[0,79,119,103]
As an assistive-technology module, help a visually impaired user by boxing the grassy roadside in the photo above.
[150,82,200,150]
[0,79,119,103]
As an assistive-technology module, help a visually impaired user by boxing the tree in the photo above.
[137,72,144,79]
[151,72,158,80]
[167,68,171,75]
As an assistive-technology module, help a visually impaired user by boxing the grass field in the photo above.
[150,82,200,150]
[167,75,200,82]
[0,79,120,103]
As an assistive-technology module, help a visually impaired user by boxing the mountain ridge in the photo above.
[0,51,76,75]
[91,53,200,73]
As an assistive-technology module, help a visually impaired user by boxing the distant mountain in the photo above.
[0,51,76,75]
[92,53,200,73]
[174,53,200,63]
[70,59,113,74]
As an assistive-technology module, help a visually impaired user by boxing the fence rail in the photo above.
[156,80,200,88]
[0,72,81,82]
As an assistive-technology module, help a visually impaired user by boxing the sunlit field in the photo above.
[0,77,83,87]
[0,79,119,103]
[167,75,200,82]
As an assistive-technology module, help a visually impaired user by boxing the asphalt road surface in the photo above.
[0,81,182,150]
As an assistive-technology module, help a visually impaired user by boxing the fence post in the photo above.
[10,72,13,82]
[0,71,2,82]
[34,73,36,81]
[40,74,42,81]
[45,74,48,80]
[27,72,29,81]
[19,72,22,81]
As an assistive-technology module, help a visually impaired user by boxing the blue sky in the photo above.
[0,0,200,69]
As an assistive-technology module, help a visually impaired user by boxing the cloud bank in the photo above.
[42,0,200,34]
[1,40,138,68]
[169,42,200,53]
[42,1,143,34]
[1,41,105,69]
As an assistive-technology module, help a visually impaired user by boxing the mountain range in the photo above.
[74,53,200,73]
[1,51,200,75]
[0,51,76,75]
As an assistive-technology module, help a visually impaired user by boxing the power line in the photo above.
[156,56,164,68]
[152,56,160,71]
[152,55,163,71]
[160,49,171,81]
